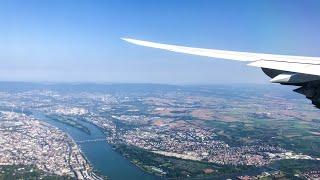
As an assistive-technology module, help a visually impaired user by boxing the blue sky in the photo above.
[1,0,320,84]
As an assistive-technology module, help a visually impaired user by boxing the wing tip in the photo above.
[121,37,139,44]
[121,37,131,41]
[121,37,154,48]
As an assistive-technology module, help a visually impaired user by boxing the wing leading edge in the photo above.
[122,38,320,76]
[122,38,320,108]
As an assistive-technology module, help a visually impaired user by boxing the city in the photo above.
[0,83,319,179]
[0,111,101,179]
[2,0,320,179]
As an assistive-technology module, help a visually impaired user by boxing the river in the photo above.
[33,112,158,180]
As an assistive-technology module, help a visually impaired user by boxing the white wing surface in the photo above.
[122,38,320,76]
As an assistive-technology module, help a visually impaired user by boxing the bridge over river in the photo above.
[76,138,106,143]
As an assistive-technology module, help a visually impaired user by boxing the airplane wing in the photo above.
[122,38,320,108]
[122,38,320,76]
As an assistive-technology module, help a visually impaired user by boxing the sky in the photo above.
[0,0,320,84]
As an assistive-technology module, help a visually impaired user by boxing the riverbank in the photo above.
[33,111,156,180]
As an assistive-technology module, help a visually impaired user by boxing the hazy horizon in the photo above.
[0,80,272,86]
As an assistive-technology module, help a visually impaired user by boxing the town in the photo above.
[0,111,101,179]
[0,83,319,178]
